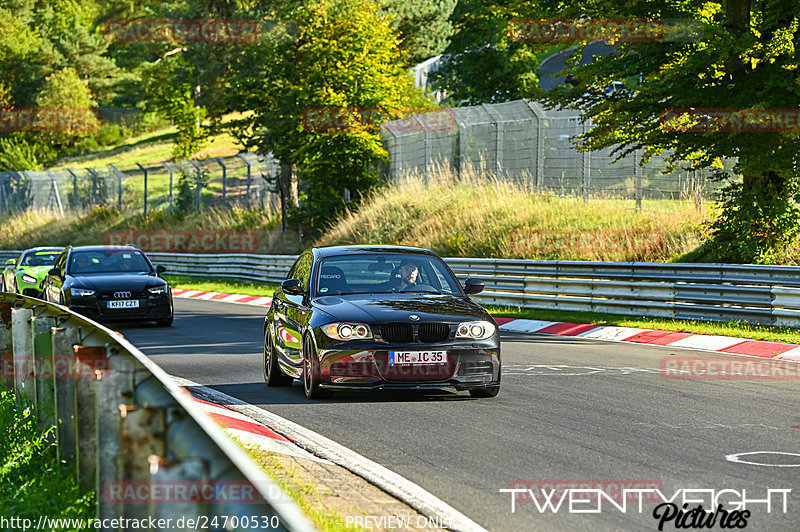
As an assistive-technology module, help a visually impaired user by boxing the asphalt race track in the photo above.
[118,298,800,531]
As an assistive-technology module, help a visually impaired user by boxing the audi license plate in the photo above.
[107,300,139,309]
[389,351,447,364]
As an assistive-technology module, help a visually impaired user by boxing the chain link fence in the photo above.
[0,152,281,216]
[381,99,727,205]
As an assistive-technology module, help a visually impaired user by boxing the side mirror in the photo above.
[48,267,62,278]
[281,278,304,296]
[5,259,14,266]
[464,278,485,295]
[156,264,167,275]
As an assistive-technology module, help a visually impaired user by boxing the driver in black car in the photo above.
[380,259,419,292]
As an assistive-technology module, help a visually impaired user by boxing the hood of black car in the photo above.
[68,274,166,292]
[312,293,489,323]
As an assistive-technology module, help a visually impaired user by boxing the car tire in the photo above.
[156,314,174,327]
[302,335,331,400]
[264,328,292,387]
[469,366,501,398]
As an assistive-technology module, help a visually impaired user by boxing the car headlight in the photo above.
[72,288,95,297]
[20,274,36,284]
[456,320,496,340]
[148,286,168,295]
[323,322,373,341]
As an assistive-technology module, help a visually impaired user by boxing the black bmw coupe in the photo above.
[264,245,500,399]
[43,245,174,326]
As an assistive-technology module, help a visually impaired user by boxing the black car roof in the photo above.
[69,245,141,253]
[314,245,437,258]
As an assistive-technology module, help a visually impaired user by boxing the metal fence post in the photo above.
[215,158,227,207]
[67,169,79,210]
[695,168,703,212]
[120,405,167,521]
[482,104,504,178]
[96,350,135,524]
[52,326,80,473]
[188,160,202,213]
[74,345,102,489]
[0,302,13,391]
[12,307,34,402]
[162,162,174,214]
[136,163,148,216]
[87,168,98,205]
[236,153,252,205]
[413,115,430,182]
[31,316,56,433]
[109,164,123,209]
[635,149,643,212]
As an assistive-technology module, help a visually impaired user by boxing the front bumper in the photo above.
[315,343,500,391]
[68,295,173,322]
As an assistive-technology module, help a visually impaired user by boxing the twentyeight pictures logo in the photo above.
[501,483,790,530]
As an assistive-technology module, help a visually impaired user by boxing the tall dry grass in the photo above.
[0,206,300,253]
[317,166,711,261]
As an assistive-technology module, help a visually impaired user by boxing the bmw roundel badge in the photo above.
[409,314,420,321]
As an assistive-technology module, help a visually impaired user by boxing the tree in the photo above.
[490,0,800,263]
[382,0,458,66]
[431,0,543,104]
[234,0,415,235]
[34,67,99,149]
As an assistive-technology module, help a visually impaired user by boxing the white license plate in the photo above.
[389,351,447,364]
[107,300,139,309]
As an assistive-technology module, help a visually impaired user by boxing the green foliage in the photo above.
[706,180,800,264]
[0,391,95,519]
[175,168,210,214]
[432,0,543,104]
[34,67,99,149]
[0,137,43,171]
[234,0,415,235]
[382,0,457,65]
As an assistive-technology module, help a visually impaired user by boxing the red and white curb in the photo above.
[496,318,800,361]
[172,287,800,361]
[186,390,328,463]
[173,288,272,307]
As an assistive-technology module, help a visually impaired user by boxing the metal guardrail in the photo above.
[142,252,800,328]
[0,293,314,531]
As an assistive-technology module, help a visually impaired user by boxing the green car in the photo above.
[2,247,64,298]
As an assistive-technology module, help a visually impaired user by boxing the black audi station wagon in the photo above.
[43,245,174,326]
[264,245,500,399]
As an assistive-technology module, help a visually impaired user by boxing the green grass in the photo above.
[0,206,301,254]
[488,306,800,344]
[165,275,278,297]
[53,113,249,169]
[0,390,95,526]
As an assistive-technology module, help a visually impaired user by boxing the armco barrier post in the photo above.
[31,316,56,433]
[0,302,13,391]
[148,457,209,527]
[120,405,167,521]
[12,307,34,402]
[96,351,135,524]
[75,345,102,489]
[52,326,79,472]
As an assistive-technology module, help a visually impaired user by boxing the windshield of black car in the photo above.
[68,250,152,275]
[20,251,60,267]
[316,253,462,296]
